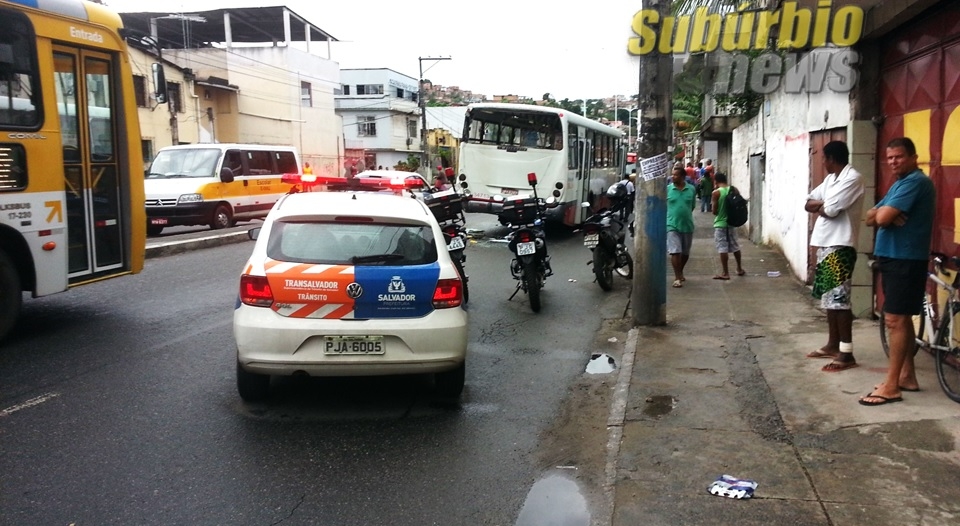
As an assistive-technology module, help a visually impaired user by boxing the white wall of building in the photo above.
[731,49,859,281]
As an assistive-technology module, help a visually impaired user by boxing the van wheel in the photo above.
[210,204,233,230]
[0,250,22,342]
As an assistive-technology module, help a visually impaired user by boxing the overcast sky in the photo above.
[104,0,644,100]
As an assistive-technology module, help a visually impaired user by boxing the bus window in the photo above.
[86,58,114,161]
[568,124,579,168]
[0,10,40,129]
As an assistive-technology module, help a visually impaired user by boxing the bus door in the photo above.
[578,139,592,223]
[54,48,124,281]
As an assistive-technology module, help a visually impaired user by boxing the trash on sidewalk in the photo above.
[586,353,616,374]
[607,337,618,343]
[767,271,781,277]
[707,474,758,499]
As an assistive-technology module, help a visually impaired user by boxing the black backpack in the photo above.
[725,186,748,227]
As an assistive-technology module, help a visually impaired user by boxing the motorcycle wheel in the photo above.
[615,250,634,279]
[593,247,614,291]
[454,259,469,304]
[524,265,542,313]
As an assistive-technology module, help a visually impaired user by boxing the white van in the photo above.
[144,143,301,235]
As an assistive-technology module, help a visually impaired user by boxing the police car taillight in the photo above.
[240,275,274,307]
[432,278,462,309]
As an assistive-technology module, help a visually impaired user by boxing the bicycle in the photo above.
[879,252,960,403]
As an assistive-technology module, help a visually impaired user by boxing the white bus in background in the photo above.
[457,103,624,226]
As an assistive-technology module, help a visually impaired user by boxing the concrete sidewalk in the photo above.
[613,211,960,525]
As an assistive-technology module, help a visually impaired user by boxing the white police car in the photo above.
[233,175,468,401]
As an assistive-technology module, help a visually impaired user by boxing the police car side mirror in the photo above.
[220,167,235,183]
[248,227,260,241]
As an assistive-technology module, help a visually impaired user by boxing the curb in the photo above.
[145,231,251,259]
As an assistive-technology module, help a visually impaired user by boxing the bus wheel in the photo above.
[0,251,22,342]
[210,204,233,230]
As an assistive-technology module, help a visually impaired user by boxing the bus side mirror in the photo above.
[220,167,235,183]
[152,63,167,104]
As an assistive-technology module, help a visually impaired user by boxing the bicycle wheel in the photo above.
[935,301,960,403]
[880,308,924,359]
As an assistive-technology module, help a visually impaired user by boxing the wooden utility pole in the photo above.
[632,0,672,326]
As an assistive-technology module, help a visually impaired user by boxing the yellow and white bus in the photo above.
[0,0,155,341]
[458,103,625,226]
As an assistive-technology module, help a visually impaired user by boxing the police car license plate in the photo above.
[584,233,599,248]
[516,241,536,256]
[447,236,465,251]
[324,336,384,355]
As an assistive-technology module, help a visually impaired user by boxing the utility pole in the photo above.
[632,0,672,326]
[418,56,450,176]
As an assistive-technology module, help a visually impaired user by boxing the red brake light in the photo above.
[240,275,274,307]
[433,278,462,308]
[518,232,532,243]
[442,225,458,236]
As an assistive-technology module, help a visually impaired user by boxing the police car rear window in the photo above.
[267,221,438,266]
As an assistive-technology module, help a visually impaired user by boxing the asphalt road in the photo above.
[0,213,632,525]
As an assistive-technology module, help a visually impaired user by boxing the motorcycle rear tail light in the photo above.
[518,232,532,243]
[583,224,601,234]
[433,278,463,308]
[240,275,274,307]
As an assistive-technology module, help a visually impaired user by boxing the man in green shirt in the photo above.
[667,165,696,287]
[710,172,745,280]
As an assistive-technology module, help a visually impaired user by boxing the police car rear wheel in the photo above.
[236,362,270,401]
[435,361,465,398]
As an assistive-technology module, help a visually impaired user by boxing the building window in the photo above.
[342,85,350,95]
[357,116,376,137]
[167,82,183,113]
[407,119,417,139]
[133,75,147,108]
[141,139,153,167]
[356,84,383,95]
[301,81,312,107]
[396,87,404,98]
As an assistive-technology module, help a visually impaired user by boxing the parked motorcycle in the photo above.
[424,187,470,303]
[498,173,556,313]
[581,192,634,291]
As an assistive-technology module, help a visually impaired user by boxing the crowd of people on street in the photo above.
[664,137,935,409]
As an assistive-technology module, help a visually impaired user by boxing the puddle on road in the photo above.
[585,353,617,374]
[515,473,590,526]
[643,395,676,418]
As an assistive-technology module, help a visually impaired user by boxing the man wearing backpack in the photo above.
[710,172,745,280]
[804,141,865,372]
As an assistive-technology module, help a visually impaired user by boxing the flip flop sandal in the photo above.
[806,349,838,359]
[858,394,903,406]
[672,280,683,288]
[822,361,858,372]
